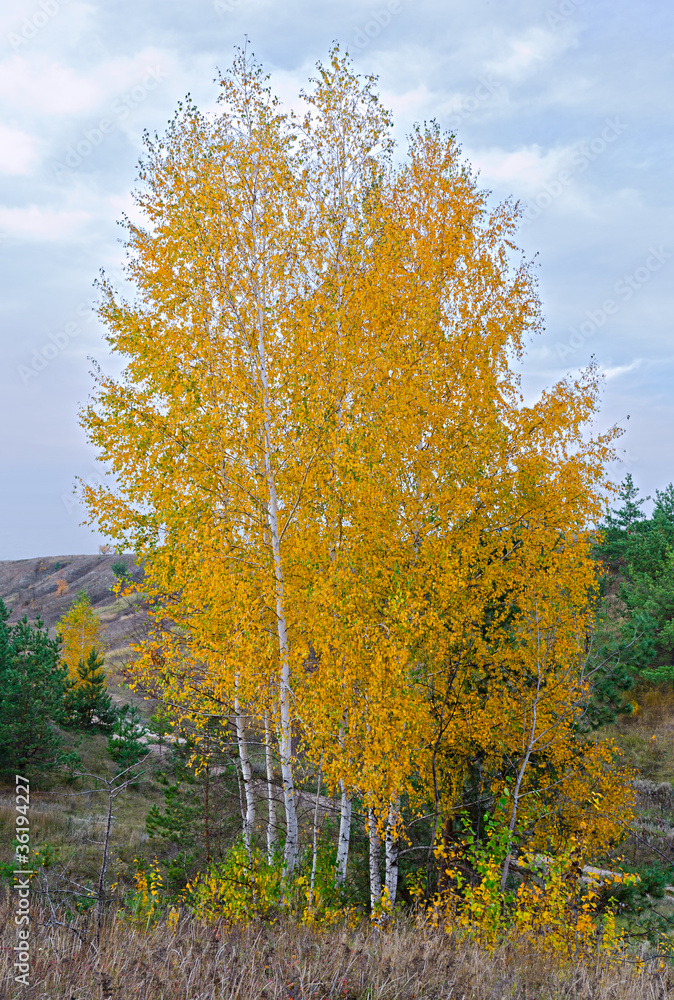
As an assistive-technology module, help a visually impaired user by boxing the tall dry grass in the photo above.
[1,896,673,1000]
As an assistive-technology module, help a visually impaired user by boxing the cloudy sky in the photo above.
[1,0,672,559]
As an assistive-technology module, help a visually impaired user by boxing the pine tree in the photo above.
[107,705,148,769]
[596,478,674,684]
[608,474,647,528]
[111,560,129,580]
[0,599,68,773]
[63,647,116,731]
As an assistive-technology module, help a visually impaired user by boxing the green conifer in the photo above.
[0,599,68,773]
[63,647,116,731]
[107,705,148,769]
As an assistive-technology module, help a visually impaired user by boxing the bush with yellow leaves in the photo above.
[418,823,641,966]
[511,846,636,962]
[172,837,352,928]
[124,858,167,929]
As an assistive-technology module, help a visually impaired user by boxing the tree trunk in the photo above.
[500,637,543,891]
[266,478,298,877]
[335,780,352,884]
[248,216,299,876]
[499,746,532,891]
[384,798,400,908]
[437,815,453,897]
[368,807,382,913]
[204,757,211,864]
[96,784,114,943]
[262,441,298,874]
[234,683,256,861]
[264,713,278,863]
[309,762,322,908]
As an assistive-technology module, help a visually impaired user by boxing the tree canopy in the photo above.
[80,47,631,908]
[57,589,104,683]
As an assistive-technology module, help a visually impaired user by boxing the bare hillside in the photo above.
[0,553,147,656]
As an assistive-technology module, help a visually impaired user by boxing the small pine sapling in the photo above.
[111,559,129,580]
[63,647,116,731]
[107,705,148,769]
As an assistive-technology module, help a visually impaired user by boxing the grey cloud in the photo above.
[0,0,673,555]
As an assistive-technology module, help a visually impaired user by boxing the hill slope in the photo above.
[0,552,143,633]
[0,553,150,708]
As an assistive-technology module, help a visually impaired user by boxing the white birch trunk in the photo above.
[368,807,382,912]
[264,713,278,864]
[245,161,299,877]
[384,798,400,908]
[265,462,298,877]
[256,323,298,877]
[309,762,322,908]
[500,612,544,891]
[335,780,352,885]
[234,683,256,860]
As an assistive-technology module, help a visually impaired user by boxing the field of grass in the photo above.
[2,894,673,1000]
[0,730,167,900]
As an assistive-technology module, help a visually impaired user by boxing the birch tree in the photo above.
[82,50,316,874]
[57,591,104,682]
[80,49,394,877]
[80,48,633,904]
[233,676,256,860]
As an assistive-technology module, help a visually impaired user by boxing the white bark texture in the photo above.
[266,475,298,876]
[335,780,352,884]
[234,685,256,859]
[309,763,322,907]
[264,713,278,863]
[247,169,299,875]
[257,342,298,875]
[368,807,382,912]
[500,611,544,891]
[384,799,400,907]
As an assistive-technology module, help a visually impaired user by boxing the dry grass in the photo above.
[600,693,674,786]
[1,896,673,1000]
[0,767,162,900]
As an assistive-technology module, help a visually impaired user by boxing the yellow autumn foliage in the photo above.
[80,46,635,935]
[56,590,104,683]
